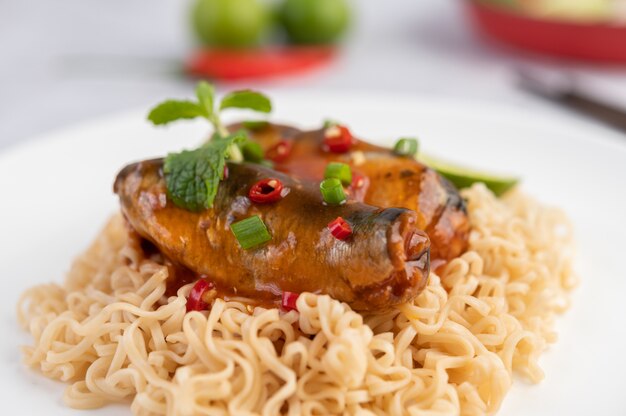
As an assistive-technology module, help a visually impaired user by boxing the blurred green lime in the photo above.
[279,0,350,45]
[193,0,270,48]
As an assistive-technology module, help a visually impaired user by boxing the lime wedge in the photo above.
[417,154,519,197]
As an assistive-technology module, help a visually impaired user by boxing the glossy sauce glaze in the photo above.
[115,159,431,311]
[128,234,278,309]
[230,123,470,263]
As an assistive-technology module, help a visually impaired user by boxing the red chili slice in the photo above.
[186,280,215,312]
[323,125,355,153]
[281,291,299,312]
[266,140,293,163]
[328,217,352,240]
[249,178,285,204]
[223,165,229,179]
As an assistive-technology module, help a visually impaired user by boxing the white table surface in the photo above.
[1,0,626,152]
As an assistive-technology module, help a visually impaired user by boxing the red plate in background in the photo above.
[186,46,336,81]
[466,0,626,63]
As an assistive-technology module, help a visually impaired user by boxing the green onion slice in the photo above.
[241,141,264,163]
[324,162,352,186]
[323,119,340,128]
[393,137,419,157]
[230,216,271,249]
[320,178,346,205]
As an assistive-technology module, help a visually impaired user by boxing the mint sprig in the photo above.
[195,82,215,117]
[163,132,247,211]
[147,100,207,125]
[220,90,272,113]
[147,82,273,211]
[148,82,271,137]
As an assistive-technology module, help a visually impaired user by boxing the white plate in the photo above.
[1,93,626,415]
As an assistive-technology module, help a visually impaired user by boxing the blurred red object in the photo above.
[466,0,626,63]
[186,46,336,80]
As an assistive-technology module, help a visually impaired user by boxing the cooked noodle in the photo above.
[17,184,577,415]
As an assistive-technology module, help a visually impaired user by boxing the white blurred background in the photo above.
[1,0,626,150]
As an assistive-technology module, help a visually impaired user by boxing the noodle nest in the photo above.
[17,184,576,415]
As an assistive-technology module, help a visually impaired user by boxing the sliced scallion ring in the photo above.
[230,216,271,249]
[323,119,340,128]
[324,162,352,186]
[320,178,346,205]
[393,137,419,157]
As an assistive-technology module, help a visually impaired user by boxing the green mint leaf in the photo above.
[210,131,247,163]
[163,146,217,212]
[219,90,272,113]
[163,132,247,211]
[147,100,206,125]
[195,81,215,119]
